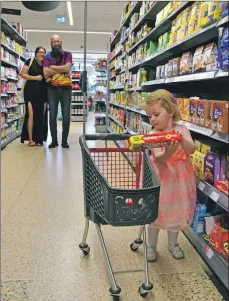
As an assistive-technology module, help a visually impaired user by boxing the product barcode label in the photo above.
[210,191,220,202]
[198,182,205,191]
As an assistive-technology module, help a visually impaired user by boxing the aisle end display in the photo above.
[107,0,229,290]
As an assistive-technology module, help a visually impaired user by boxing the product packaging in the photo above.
[193,150,206,180]
[196,99,206,126]
[211,100,229,133]
[180,51,193,75]
[205,100,212,128]
[201,42,218,72]
[204,152,221,186]
[193,45,204,73]
[189,97,198,123]
[172,57,181,77]
[183,98,190,121]
[167,59,173,78]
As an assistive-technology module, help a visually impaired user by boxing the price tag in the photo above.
[210,190,220,202]
[198,182,205,191]
[204,246,214,259]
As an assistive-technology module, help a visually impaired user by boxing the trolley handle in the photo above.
[84,134,132,141]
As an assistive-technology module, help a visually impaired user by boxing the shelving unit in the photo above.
[107,1,229,290]
[1,17,27,149]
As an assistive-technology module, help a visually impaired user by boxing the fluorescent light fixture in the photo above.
[25,29,111,35]
[67,2,73,26]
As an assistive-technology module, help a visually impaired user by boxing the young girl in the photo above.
[143,89,196,262]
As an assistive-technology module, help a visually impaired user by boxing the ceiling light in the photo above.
[67,2,73,26]
[25,29,111,35]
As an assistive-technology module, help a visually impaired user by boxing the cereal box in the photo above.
[180,51,193,75]
[189,98,198,123]
[202,42,218,72]
[205,100,212,128]
[196,99,206,126]
[183,98,190,121]
[204,152,221,186]
[193,45,204,73]
[177,98,184,120]
[211,101,229,133]
[172,57,181,77]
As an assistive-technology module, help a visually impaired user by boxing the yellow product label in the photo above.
[207,1,223,22]
[195,140,202,152]
[193,150,206,180]
[183,98,190,121]
[200,2,209,27]
[201,144,212,155]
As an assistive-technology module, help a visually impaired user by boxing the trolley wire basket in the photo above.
[80,134,160,226]
[79,134,160,300]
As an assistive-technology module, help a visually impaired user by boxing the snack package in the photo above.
[222,1,229,17]
[164,63,169,78]
[128,131,183,150]
[158,35,163,50]
[202,42,218,72]
[183,98,190,121]
[220,27,229,48]
[156,66,162,79]
[193,150,206,180]
[217,47,229,70]
[167,59,173,78]
[204,152,221,186]
[205,100,212,128]
[172,57,181,77]
[180,51,193,75]
[189,97,198,124]
[193,45,204,73]
[211,100,229,133]
[160,64,165,79]
[196,99,206,126]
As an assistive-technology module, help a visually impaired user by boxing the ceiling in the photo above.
[1,1,127,56]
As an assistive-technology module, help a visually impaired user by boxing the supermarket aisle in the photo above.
[1,114,226,301]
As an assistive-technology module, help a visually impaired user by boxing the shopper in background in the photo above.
[143,89,196,262]
[20,46,48,146]
[43,34,72,149]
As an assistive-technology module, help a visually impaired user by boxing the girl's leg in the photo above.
[167,231,185,259]
[27,102,35,146]
[147,225,160,262]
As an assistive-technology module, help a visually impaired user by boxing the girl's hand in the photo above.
[165,139,179,156]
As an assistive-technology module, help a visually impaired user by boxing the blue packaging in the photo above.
[222,1,229,17]
[221,47,229,69]
[220,28,229,48]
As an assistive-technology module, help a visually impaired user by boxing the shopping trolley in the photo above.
[79,134,160,300]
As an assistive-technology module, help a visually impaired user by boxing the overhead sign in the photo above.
[56,16,66,23]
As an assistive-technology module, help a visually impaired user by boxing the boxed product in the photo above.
[162,32,170,49]
[204,152,221,186]
[215,180,229,196]
[180,51,193,75]
[193,150,206,180]
[158,35,163,50]
[160,64,165,79]
[156,66,161,79]
[193,45,204,73]
[172,57,181,77]
[188,2,201,35]
[167,59,173,78]
[200,139,225,155]
[183,98,190,121]
[169,21,177,45]
[207,1,223,23]
[201,42,218,72]
[200,1,209,28]
[189,97,198,123]
[219,27,229,48]
[164,63,169,78]
[217,47,229,70]
[196,99,206,126]
[211,100,229,133]
[156,9,164,26]
[222,1,229,17]
[205,100,212,128]
[177,98,184,120]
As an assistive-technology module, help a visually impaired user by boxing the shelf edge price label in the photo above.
[210,190,220,203]
[204,245,214,259]
[198,182,205,191]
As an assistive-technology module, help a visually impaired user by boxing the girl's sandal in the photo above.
[28,141,35,147]
[36,143,43,146]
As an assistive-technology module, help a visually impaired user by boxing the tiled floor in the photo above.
[1,113,226,301]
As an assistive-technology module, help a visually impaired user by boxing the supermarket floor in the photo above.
[1,113,228,301]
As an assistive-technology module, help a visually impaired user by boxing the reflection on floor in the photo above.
[1,113,226,301]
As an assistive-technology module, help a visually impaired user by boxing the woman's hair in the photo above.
[143,89,180,121]
[35,46,46,57]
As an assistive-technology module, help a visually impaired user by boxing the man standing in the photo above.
[43,35,72,148]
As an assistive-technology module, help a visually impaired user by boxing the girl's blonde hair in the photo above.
[142,89,180,121]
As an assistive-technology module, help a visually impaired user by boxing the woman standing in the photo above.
[20,46,48,146]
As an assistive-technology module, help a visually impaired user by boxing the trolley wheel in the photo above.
[130,243,139,252]
[79,244,90,256]
[112,296,120,301]
[138,286,148,298]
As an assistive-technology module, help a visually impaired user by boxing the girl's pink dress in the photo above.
[151,145,196,232]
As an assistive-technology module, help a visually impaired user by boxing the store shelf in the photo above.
[196,178,228,212]
[142,22,218,67]
[1,130,22,150]
[142,79,165,87]
[6,104,18,108]
[108,114,123,127]
[71,78,80,82]
[109,50,122,62]
[72,90,82,93]
[7,91,17,94]
[1,17,27,46]
[1,94,8,97]
[183,227,229,290]
[1,59,18,68]
[1,123,8,128]
[127,2,190,55]
[215,69,229,78]
[128,86,142,92]
[7,76,18,81]
[1,43,24,59]
[71,116,86,122]
[1,77,8,81]
[177,120,229,143]
[217,15,229,27]
[111,1,142,47]
[109,102,147,116]
[109,85,124,91]
[71,102,84,105]
[6,115,23,123]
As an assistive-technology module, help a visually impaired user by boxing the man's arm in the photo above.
[49,63,71,73]
[43,67,58,79]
